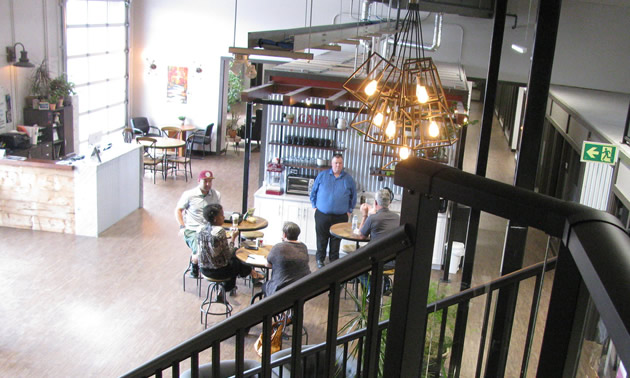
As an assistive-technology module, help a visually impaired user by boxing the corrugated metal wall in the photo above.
[580,162,614,210]
[263,97,458,196]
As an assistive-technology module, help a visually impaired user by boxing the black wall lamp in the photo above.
[6,42,35,68]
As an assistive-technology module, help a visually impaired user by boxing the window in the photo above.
[64,0,128,143]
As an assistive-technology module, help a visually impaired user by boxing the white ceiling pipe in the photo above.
[388,13,443,52]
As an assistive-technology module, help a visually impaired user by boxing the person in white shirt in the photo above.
[175,170,221,277]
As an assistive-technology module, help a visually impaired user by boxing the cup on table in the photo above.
[231,213,239,227]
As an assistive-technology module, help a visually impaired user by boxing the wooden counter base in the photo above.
[0,160,75,233]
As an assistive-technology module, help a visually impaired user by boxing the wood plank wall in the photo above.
[0,164,75,233]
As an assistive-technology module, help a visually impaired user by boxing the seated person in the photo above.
[357,188,400,290]
[194,203,264,295]
[262,222,311,297]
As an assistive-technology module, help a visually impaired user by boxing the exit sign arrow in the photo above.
[581,141,618,164]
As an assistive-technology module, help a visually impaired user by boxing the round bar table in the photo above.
[138,137,185,180]
[222,216,268,232]
[236,244,272,296]
[329,222,369,250]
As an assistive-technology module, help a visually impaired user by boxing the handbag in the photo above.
[254,320,284,357]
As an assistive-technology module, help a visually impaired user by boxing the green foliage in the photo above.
[30,61,51,98]
[339,280,457,377]
[49,74,75,98]
[227,63,243,113]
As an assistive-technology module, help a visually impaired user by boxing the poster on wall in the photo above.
[0,90,8,129]
[167,66,188,104]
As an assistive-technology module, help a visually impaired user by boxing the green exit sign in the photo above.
[581,141,618,164]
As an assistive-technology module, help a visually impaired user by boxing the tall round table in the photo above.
[329,222,369,250]
[138,137,186,180]
[236,244,272,296]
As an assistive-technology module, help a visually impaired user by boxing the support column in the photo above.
[449,1,507,375]
[242,102,252,214]
[485,0,563,376]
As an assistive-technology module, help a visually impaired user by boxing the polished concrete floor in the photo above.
[0,104,554,377]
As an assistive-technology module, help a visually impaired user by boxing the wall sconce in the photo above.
[6,42,35,68]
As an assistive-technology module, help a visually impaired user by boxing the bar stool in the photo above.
[200,275,233,328]
[182,256,202,297]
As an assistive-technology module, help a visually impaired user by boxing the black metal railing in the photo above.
[393,157,630,376]
[122,226,411,378]
[124,157,630,377]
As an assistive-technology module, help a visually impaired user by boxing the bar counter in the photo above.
[0,143,143,236]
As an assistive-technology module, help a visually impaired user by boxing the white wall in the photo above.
[0,0,62,132]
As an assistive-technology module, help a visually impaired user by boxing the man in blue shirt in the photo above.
[310,154,357,269]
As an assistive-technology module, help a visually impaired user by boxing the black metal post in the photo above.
[536,243,582,376]
[384,189,441,376]
[485,0,563,375]
[449,0,507,375]
[242,102,252,214]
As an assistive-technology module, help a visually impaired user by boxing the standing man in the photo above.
[175,170,221,278]
[310,154,356,269]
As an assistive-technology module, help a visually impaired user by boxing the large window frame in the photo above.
[63,0,129,144]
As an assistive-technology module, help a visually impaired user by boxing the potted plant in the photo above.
[339,281,455,377]
[29,61,51,109]
[227,62,244,137]
[285,113,295,124]
[178,116,186,126]
[49,74,76,107]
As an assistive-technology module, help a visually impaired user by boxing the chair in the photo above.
[200,275,233,328]
[122,127,135,143]
[191,123,214,159]
[167,134,194,181]
[182,256,202,296]
[161,126,182,139]
[270,344,357,377]
[180,359,260,378]
[136,137,161,184]
[130,117,162,137]
[250,281,308,344]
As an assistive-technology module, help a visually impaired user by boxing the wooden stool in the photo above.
[183,256,202,297]
[200,275,233,328]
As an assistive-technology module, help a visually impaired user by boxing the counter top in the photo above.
[253,186,402,213]
[0,156,74,170]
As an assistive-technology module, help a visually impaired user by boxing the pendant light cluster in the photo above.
[343,2,460,167]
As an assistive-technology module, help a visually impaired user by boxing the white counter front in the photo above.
[73,143,143,237]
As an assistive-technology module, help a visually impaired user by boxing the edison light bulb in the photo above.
[386,120,396,138]
[400,147,410,160]
[429,120,439,137]
[373,112,384,126]
[365,80,378,96]
[305,98,312,106]
[417,85,429,103]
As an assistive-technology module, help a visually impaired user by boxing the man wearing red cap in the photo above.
[175,170,221,278]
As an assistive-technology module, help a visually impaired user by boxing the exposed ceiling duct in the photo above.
[387,13,443,52]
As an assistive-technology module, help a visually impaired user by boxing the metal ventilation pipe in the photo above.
[360,0,373,21]
[388,13,443,52]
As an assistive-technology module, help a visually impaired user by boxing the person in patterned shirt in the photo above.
[196,203,264,296]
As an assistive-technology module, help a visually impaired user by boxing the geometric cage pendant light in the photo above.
[343,1,460,166]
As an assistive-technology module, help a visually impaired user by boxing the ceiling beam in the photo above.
[282,86,313,106]
[240,82,275,102]
[228,47,313,60]
[325,90,353,110]
[311,44,342,51]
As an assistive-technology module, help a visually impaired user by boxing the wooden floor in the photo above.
[0,106,554,377]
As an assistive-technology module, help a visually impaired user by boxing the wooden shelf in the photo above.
[285,163,330,171]
[269,142,345,151]
[270,121,346,131]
